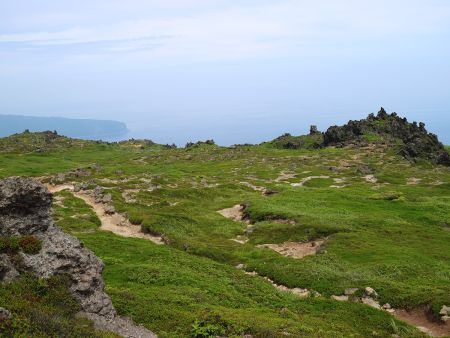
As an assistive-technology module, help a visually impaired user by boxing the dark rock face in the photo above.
[0,177,52,236]
[323,108,450,166]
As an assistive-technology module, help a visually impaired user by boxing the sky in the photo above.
[1,0,450,145]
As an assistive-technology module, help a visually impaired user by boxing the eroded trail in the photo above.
[48,184,164,245]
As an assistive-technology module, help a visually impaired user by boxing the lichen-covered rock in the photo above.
[21,225,116,317]
[0,177,52,236]
[0,254,19,283]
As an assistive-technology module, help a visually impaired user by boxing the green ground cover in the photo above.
[1,132,449,337]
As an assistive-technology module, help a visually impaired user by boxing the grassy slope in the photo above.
[1,133,449,337]
[53,192,415,337]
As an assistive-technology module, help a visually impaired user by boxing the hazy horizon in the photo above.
[1,1,449,145]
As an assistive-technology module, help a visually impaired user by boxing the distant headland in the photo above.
[0,114,129,140]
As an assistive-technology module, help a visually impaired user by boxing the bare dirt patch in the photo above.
[47,184,164,245]
[393,309,450,337]
[258,239,325,259]
[217,204,246,222]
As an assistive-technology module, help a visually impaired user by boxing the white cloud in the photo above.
[1,0,449,64]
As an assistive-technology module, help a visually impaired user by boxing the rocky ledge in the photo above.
[0,176,156,338]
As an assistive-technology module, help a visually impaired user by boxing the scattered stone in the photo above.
[364,175,378,184]
[356,165,373,175]
[236,263,246,270]
[361,297,381,309]
[382,303,392,310]
[102,194,112,204]
[104,205,116,215]
[365,287,378,297]
[344,288,359,295]
[439,305,450,316]
[0,307,12,321]
[332,295,349,302]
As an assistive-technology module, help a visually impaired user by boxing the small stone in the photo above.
[0,307,12,321]
[365,287,378,297]
[361,297,381,309]
[236,263,245,270]
[102,194,112,203]
[344,288,359,295]
[382,303,391,310]
[331,295,349,302]
[93,186,104,196]
[442,315,450,323]
[439,305,450,316]
[104,205,115,215]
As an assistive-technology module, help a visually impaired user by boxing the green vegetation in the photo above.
[0,235,42,255]
[0,274,116,337]
[2,130,449,337]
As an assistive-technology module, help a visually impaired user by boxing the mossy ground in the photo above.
[1,133,449,337]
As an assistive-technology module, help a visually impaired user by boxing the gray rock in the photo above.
[104,205,115,215]
[0,307,12,321]
[79,313,157,338]
[102,194,112,204]
[0,177,52,236]
[365,286,378,297]
[0,177,156,337]
[331,295,349,302]
[0,254,20,283]
[21,225,116,317]
[440,305,450,316]
[361,297,381,309]
[94,186,104,197]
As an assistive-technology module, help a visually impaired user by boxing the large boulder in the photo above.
[0,177,156,337]
[0,177,52,236]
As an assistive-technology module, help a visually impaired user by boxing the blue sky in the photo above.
[1,0,449,144]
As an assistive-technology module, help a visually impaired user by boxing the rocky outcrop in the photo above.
[323,108,450,166]
[0,177,156,337]
[0,177,52,236]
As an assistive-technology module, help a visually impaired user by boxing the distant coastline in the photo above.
[0,114,129,141]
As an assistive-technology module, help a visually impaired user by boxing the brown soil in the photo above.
[217,204,246,221]
[393,309,450,337]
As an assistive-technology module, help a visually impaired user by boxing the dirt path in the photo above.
[47,184,164,245]
[393,309,450,337]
